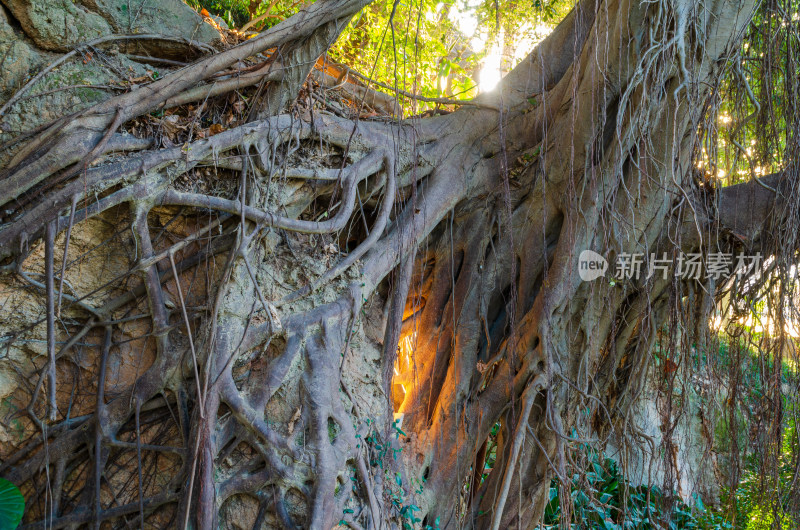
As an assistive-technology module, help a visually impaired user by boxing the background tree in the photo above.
[0,0,798,528]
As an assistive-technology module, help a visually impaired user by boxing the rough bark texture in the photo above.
[0,0,795,528]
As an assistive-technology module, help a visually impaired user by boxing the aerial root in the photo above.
[160,148,384,236]
[1,110,397,263]
[220,375,294,454]
[168,252,206,416]
[281,150,396,304]
[162,60,285,110]
[56,194,79,317]
[490,373,547,530]
[45,221,57,422]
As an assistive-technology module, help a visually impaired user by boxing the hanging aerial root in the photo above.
[489,373,547,530]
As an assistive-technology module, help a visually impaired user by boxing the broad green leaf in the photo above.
[0,478,24,530]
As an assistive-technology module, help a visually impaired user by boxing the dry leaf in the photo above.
[161,115,186,141]
[128,75,151,84]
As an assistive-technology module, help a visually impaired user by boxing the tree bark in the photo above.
[0,0,793,528]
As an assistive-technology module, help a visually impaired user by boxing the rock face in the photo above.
[78,0,221,44]
[0,5,46,102]
[0,0,220,51]
[1,0,110,51]
[0,0,222,160]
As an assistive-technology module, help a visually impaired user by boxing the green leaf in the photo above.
[0,478,24,530]
[693,493,706,512]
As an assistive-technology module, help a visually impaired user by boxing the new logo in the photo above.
[578,250,608,281]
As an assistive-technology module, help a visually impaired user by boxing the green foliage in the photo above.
[703,0,800,185]
[329,0,479,104]
[186,0,576,110]
[0,478,24,530]
[541,448,732,529]
[470,421,502,488]
[185,0,303,30]
[654,333,800,529]
[722,408,800,530]
[331,0,573,107]
[185,0,251,27]
[328,0,575,107]
[350,418,428,529]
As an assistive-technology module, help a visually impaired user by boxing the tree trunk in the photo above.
[0,0,793,528]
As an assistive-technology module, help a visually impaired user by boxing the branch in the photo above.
[0,0,376,205]
[281,152,396,303]
[490,374,547,530]
[162,61,284,109]
[716,170,791,243]
[159,149,384,234]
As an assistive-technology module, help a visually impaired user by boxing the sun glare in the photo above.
[480,48,503,92]
[392,333,417,413]
[448,3,555,93]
